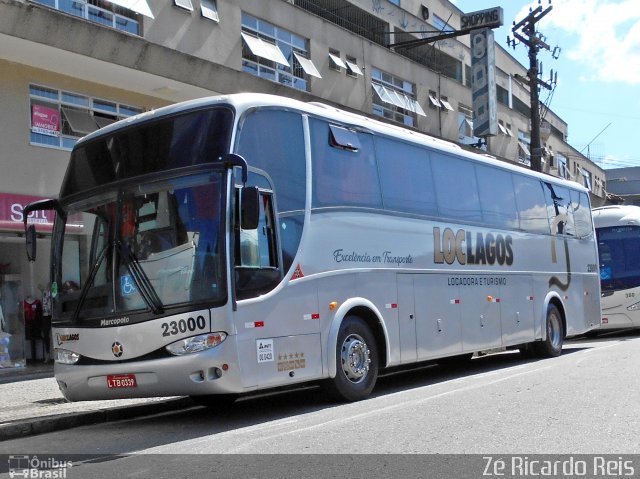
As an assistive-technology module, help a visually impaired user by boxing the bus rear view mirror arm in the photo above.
[225,153,249,184]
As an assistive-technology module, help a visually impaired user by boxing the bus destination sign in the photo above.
[461,7,504,30]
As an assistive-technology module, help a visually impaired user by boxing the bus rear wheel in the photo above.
[324,316,379,402]
[533,303,564,358]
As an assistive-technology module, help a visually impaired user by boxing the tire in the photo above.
[190,394,238,409]
[324,315,379,402]
[533,303,564,358]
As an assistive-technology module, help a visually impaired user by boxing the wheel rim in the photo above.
[548,310,563,350]
[340,333,371,384]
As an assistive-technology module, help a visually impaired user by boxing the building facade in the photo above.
[0,0,605,365]
[605,167,640,205]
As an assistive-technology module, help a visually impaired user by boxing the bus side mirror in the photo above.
[241,186,260,230]
[26,224,37,262]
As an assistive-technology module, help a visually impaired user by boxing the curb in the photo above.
[0,397,195,442]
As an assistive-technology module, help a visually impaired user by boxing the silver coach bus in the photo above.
[24,93,601,404]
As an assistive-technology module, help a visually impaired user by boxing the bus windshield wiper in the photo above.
[119,241,165,315]
[72,243,109,324]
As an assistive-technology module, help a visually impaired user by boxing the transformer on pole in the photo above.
[508,1,558,173]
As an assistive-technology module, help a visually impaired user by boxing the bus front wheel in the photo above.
[533,303,564,358]
[324,315,379,402]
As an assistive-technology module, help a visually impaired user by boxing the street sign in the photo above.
[461,7,503,30]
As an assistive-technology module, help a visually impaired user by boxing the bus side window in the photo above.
[235,188,281,300]
[543,183,575,236]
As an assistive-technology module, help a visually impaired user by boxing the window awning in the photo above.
[345,60,363,76]
[293,52,322,78]
[328,53,346,69]
[61,108,99,135]
[373,84,425,117]
[518,141,531,157]
[174,0,194,11]
[94,116,117,129]
[373,84,396,105]
[200,0,219,21]
[108,0,154,18]
[440,98,454,111]
[241,32,289,66]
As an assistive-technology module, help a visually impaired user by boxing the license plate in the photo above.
[107,374,137,389]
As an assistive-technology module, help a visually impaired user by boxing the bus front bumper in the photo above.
[54,339,245,402]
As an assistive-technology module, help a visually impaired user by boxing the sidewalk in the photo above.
[0,362,193,442]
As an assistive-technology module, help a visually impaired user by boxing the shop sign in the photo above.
[471,28,498,137]
[0,193,55,232]
[31,104,61,137]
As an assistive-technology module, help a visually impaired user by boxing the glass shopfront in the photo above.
[0,193,54,368]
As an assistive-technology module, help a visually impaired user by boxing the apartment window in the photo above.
[29,0,144,34]
[458,105,484,149]
[29,84,142,150]
[557,152,568,179]
[517,130,531,167]
[428,90,441,109]
[345,56,363,77]
[242,13,319,91]
[439,96,453,112]
[497,85,510,107]
[582,168,593,191]
[371,68,423,127]
[505,123,514,137]
[388,0,400,5]
[498,120,509,136]
[328,49,344,71]
[200,0,218,22]
[174,0,194,12]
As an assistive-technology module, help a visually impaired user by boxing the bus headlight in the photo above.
[165,332,227,356]
[627,302,640,311]
[55,348,80,365]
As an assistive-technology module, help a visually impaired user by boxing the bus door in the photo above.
[232,179,322,388]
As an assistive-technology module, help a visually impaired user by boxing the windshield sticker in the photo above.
[120,275,138,296]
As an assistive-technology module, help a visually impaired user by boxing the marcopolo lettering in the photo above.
[433,227,513,266]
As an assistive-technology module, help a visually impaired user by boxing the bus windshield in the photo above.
[597,225,640,293]
[54,171,226,322]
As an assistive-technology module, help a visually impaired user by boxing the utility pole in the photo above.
[508,1,556,173]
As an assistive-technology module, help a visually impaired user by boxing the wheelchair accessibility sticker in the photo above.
[120,274,138,296]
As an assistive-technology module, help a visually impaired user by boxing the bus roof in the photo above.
[593,205,640,228]
[78,92,588,194]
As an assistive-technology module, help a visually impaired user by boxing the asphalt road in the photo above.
[1,332,639,477]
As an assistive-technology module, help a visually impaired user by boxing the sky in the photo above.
[453,0,640,170]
